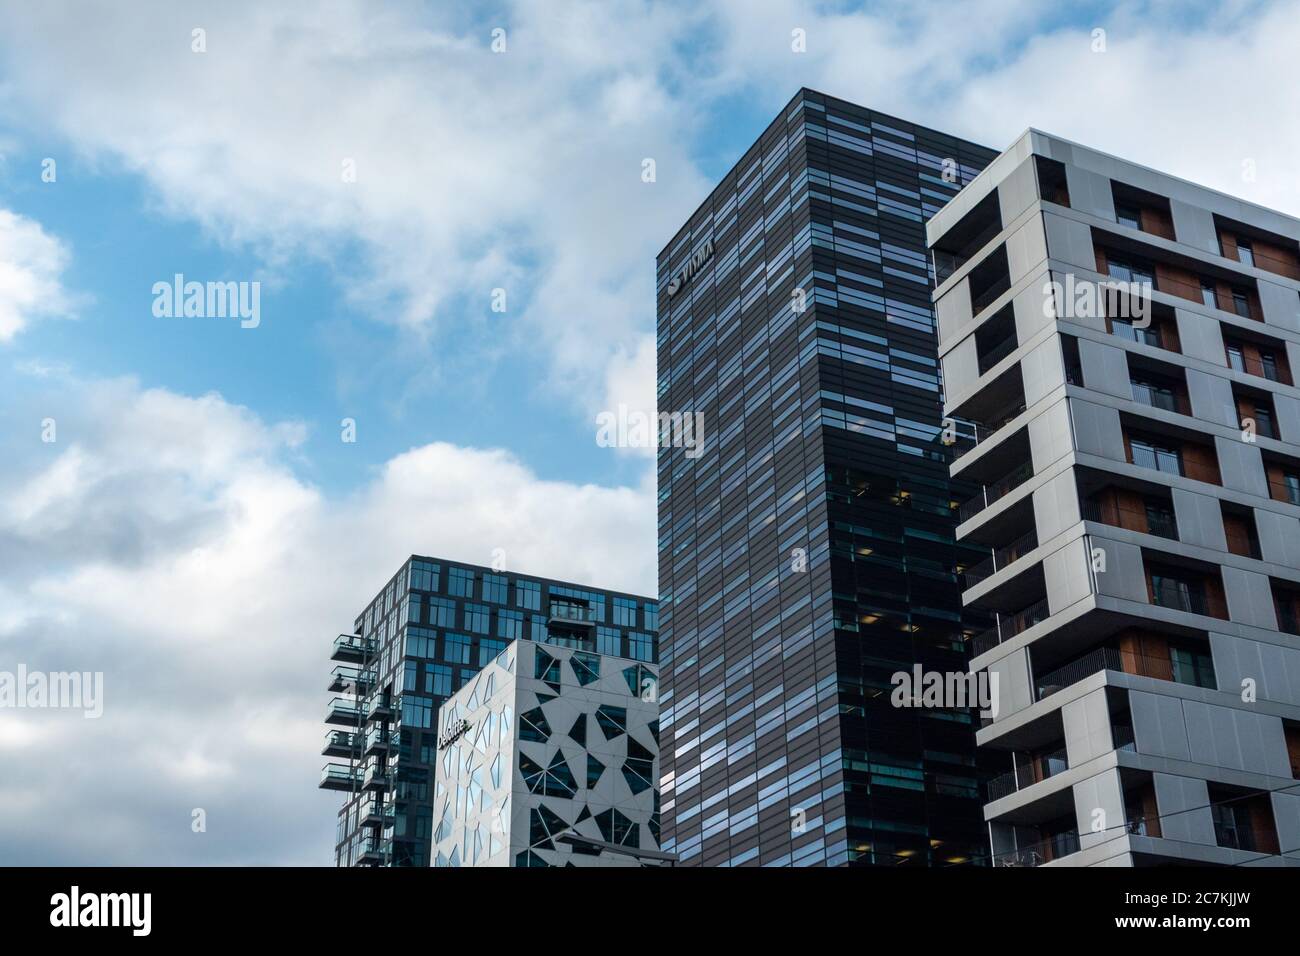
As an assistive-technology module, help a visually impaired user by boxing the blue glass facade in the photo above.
[656,89,998,866]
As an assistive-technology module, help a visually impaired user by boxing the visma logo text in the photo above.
[50,886,151,937]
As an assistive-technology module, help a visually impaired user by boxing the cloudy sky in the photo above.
[2,0,1298,865]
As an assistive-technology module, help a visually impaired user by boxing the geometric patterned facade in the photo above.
[432,639,661,867]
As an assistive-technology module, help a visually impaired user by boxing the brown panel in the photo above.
[1181,442,1221,485]
[1284,725,1300,778]
[1223,514,1254,557]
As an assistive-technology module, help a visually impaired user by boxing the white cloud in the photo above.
[0,372,655,864]
[0,209,75,342]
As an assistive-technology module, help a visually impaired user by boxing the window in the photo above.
[629,631,654,663]
[478,638,507,666]
[409,560,439,591]
[644,603,659,632]
[1232,290,1251,318]
[1112,318,1160,348]
[448,567,475,598]
[1107,255,1154,286]
[428,596,455,629]
[613,596,638,627]
[497,609,523,640]
[597,626,621,657]
[464,604,490,635]
[425,664,452,697]
[1237,239,1255,267]
[1143,501,1177,539]
[1200,280,1218,309]
[1254,405,1277,439]
[482,573,508,604]
[1226,343,1245,372]
[1284,473,1300,505]
[1170,644,1215,689]
[1130,377,1180,413]
[403,660,419,692]
[444,632,472,665]
[406,626,436,659]
[402,695,434,729]
[515,579,541,611]
[1116,203,1142,230]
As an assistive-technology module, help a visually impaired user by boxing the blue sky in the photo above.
[1,0,1298,865]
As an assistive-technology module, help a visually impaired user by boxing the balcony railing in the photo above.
[1035,646,1213,699]
[961,530,1038,588]
[986,746,1069,802]
[323,730,360,757]
[1113,724,1136,752]
[1130,382,1191,415]
[969,597,1050,657]
[1036,647,1122,699]
[320,763,360,791]
[993,830,1080,867]
[951,403,1028,460]
[325,697,363,726]
[1080,499,1178,541]
[958,461,1035,523]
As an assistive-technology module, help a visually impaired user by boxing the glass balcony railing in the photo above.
[331,633,376,662]
[325,697,363,726]
[320,763,360,790]
[323,730,359,756]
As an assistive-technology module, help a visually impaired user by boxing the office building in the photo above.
[321,556,657,866]
[656,88,1000,866]
[430,639,666,867]
[929,129,1300,865]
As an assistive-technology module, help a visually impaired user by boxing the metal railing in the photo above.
[957,461,1035,523]
[969,597,1050,657]
[1112,724,1136,752]
[951,403,1027,460]
[1080,499,1179,541]
[1130,382,1191,415]
[961,530,1038,588]
[993,830,1080,867]
[986,747,1069,802]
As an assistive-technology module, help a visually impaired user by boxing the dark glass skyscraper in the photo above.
[656,89,999,866]
[321,556,657,867]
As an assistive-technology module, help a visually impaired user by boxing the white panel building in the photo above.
[431,639,664,867]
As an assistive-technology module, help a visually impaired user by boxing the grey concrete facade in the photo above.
[929,130,1300,867]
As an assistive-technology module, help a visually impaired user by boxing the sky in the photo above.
[2,0,1299,865]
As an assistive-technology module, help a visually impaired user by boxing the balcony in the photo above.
[1081,497,1178,541]
[970,597,1049,657]
[327,665,373,695]
[365,694,395,724]
[958,461,1034,523]
[362,763,390,792]
[365,726,395,756]
[320,763,360,791]
[322,730,360,758]
[961,530,1038,589]
[994,829,1080,867]
[331,633,376,664]
[325,697,363,726]
[1035,644,1214,700]
[1130,380,1190,416]
[986,746,1069,802]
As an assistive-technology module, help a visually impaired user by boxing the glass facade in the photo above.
[327,556,657,867]
[656,89,999,866]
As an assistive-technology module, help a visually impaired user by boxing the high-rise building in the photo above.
[929,129,1300,865]
[655,88,1000,866]
[320,556,658,867]
[430,639,666,867]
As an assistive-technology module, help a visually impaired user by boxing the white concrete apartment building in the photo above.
[928,130,1300,866]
